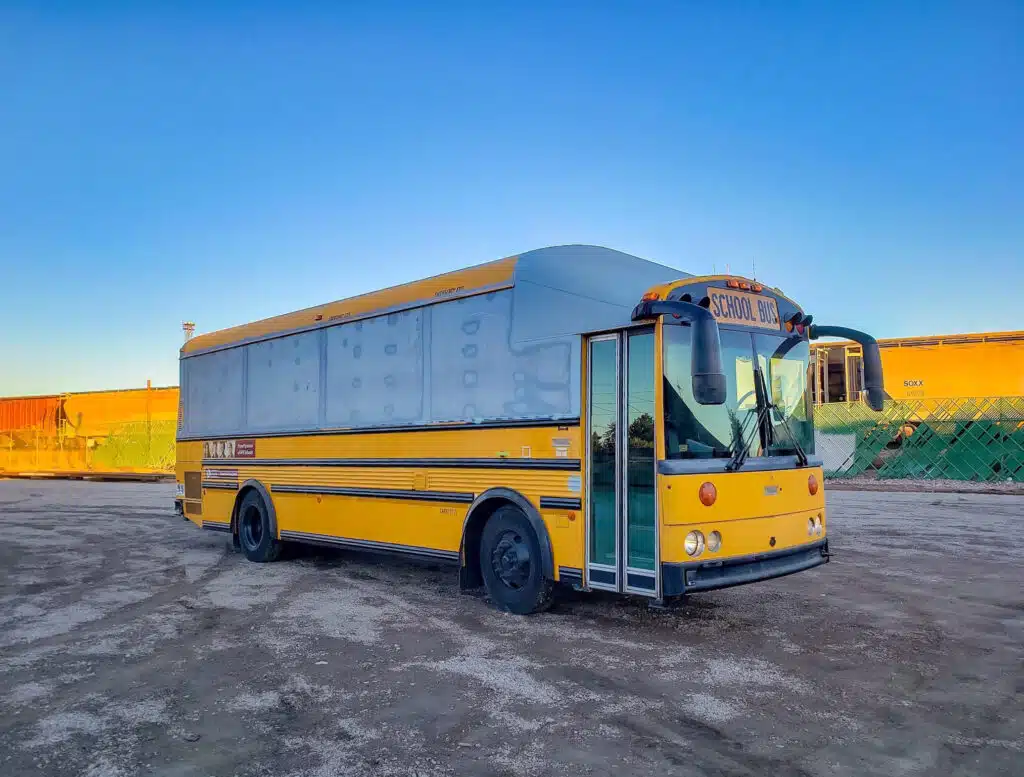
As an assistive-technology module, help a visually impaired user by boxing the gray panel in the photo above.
[325,309,424,427]
[512,245,686,341]
[245,331,320,430]
[184,348,243,436]
[429,291,574,422]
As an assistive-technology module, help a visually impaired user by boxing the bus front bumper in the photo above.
[662,539,829,597]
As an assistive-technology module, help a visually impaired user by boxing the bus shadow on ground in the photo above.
[277,540,726,622]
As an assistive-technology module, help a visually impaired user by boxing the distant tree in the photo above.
[628,413,655,449]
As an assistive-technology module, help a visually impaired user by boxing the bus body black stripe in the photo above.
[178,417,580,442]
[558,566,584,585]
[279,530,459,562]
[271,484,474,503]
[202,481,238,490]
[202,521,231,533]
[540,497,582,510]
[204,457,580,471]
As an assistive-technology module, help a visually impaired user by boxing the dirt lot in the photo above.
[0,482,1021,777]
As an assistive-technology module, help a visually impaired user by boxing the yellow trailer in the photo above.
[811,331,1024,404]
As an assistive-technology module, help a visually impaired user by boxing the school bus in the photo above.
[175,245,884,613]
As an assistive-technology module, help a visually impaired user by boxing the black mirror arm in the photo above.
[632,299,726,406]
[809,325,886,412]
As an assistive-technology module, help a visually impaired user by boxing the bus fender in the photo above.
[232,479,279,545]
[459,487,555,590]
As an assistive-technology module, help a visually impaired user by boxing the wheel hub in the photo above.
[491,530,531,589]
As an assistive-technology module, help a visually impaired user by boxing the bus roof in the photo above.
[181,245,686,356]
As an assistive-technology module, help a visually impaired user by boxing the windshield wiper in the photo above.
[755,362,810,466]
[726,402,769,472]
[768,405,810,466]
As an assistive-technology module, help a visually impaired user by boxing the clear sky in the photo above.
[1,2,1021,395]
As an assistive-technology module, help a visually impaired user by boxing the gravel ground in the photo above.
[827,477,1024,495]
[0,481,1021,777]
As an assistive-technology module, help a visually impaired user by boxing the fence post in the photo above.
[146,379,153,469]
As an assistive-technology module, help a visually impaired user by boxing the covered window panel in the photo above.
[325,309,424,427]
[429,291,574,422]
[245,331,320,431]
[183,348,243,436]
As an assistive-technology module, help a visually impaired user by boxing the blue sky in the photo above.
[1,2,1021,395]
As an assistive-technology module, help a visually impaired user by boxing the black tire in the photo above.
[236,490,282,563]
[479,505,553,615]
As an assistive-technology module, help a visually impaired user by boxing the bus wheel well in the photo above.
[459,489,554,591]
[231,480,278,550]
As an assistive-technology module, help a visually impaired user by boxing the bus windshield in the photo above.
[755,334,815,455]
[662,326,814,459]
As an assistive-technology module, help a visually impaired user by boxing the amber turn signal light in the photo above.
[699,481,717,506]
[808,474,819,496]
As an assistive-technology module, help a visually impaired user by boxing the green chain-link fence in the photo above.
[90,420,177,473]
[814,397,1024,482]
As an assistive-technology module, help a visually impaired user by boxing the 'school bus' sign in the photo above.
[709,288,781,330]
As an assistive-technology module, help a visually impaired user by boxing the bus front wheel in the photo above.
[236,490,283,563]
[479,505,553,615]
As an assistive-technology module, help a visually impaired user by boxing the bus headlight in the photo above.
[707,530,722,552]
[807,517,815,536]
[814,515,823,535]
[685,531,705,557]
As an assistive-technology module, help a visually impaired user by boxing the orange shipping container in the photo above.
[0,395,62,435]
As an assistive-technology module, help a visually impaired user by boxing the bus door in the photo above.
[585,329,659,597]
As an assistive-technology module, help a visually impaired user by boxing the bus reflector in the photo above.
[808,474,819,495]
[699,482,717,506]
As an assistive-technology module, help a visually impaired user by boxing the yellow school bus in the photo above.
[175,245,883,613]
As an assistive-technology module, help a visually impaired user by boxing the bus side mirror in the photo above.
[861,342,885,411]
[809,325,885,412]
[690,314,727,405]
[631,298,728,406]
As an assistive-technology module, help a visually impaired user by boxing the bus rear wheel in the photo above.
[479,505,552,615]
[237,490,282,563]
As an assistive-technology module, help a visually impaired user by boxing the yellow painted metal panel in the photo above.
[661,511,825,564]
[878,340,1024,399]
[64,387,179,438]
[185,424,580,461]
[176,424,585,577]
[276,492,464,552]
[659,466,825,526]
[812,330,1024,401]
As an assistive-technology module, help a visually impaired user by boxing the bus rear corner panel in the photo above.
[182,470,204,526]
